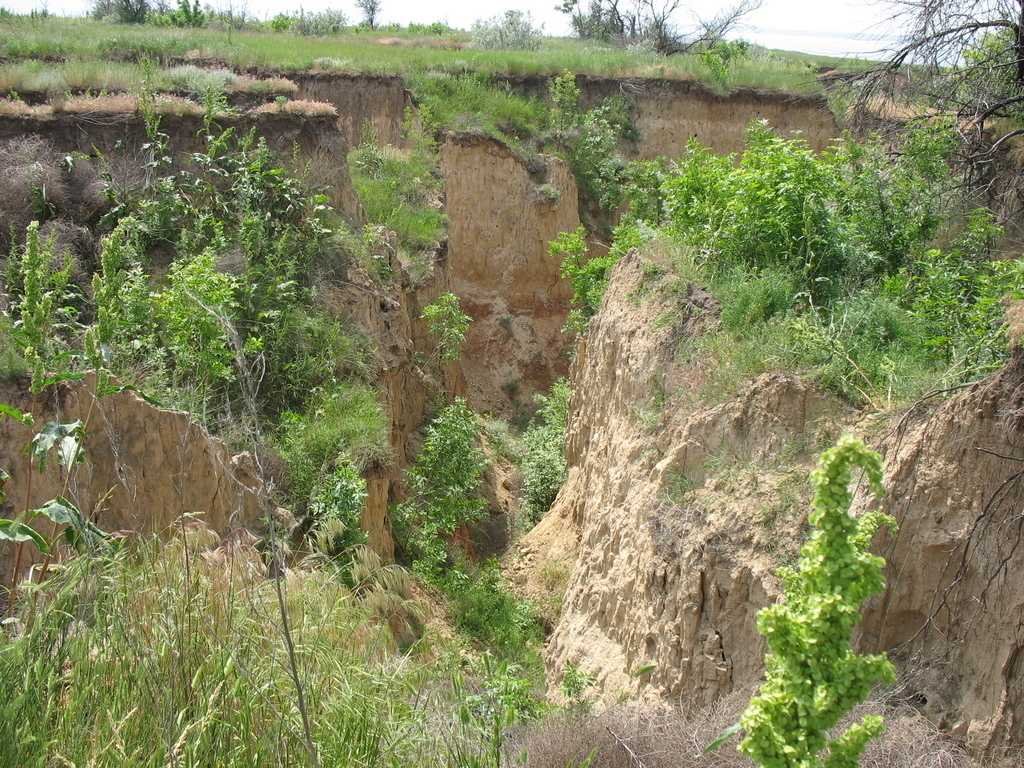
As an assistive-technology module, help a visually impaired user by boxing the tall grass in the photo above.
[0,15,850,90]
[0,527,495,767]
[349,134,448,253]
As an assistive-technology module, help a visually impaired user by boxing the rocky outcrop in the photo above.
[854,354,1024,753]
[0,375,269,587]
[523,250,840,705]
[440,131,580,415]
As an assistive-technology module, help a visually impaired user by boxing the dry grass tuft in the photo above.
[1005,300,1024,349]
[513,693,980,768]
[0,98,45,116]
[0,136,67,248]
[232,75,298,93]
[56,93,138,113]
[152,94,204,115]
[250,99,338,117]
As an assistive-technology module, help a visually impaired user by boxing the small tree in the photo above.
[422,292,471,362]
[471,10,543,51]
[113,0,148,23]
[355,0,381,29]
[738,436,897,768]
[556,0,760,55]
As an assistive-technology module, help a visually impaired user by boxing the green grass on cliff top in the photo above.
[0,15,868,93]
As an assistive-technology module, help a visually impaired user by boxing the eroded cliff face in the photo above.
[852,356,1024,753]
[497,75,837,158]
[0,376,269,588]
[580,78,836,158]
[521,250,841,705]
[524,246,1024,754]
[0,111,362,219]
[293,73,412,149]
[440,132,580,415]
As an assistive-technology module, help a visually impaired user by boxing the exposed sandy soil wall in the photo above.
[497,74,837,158]
[0,111,362,219]
[440,131,580,415]
[0,375,269,588]
[521,250,837,706]
[522,246,1024,753]
[293,72,412,149]
[853,355,1024,753]
[582,79,837,158]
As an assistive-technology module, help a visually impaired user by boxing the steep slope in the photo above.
[524,246,1024,754]
[520,250,844,704]
[440,132,580,414]
[0,375,269,588]
[854,354,1024,752]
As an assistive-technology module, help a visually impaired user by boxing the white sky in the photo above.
[3,0,906,60]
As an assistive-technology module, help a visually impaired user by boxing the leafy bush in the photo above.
[397,398,488,579]
[896,209,1021,379]
[471,10,543,51]
[549,226,617,333]
[739,436,897,768]
[423,292,472,362]
[293,8,347,36]
[5,221,78,390]
[309,458,369,556]
[155,246,238,405]
[633,121,954,306]
[521,379,570,522]
[549,72,636,218]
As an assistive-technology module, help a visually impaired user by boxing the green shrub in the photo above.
[450,560,544,660]
[549,226,616,333]
[6,221,77,391]
[293,8,347,36]
[471,10,542,51]
[308,458,369,556]
[155,245,239,405]
[422,292,471,362]
[896,209,1020,379]
[276,382,389,514]
[549,72,635,218]
[520,378,570,522]
[396,398,488,579]
[739,436,896,768]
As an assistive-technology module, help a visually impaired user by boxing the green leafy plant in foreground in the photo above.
[521,378,570,522]
[737,436,897,768]
[422,292,472,362]
[397,398,487,580]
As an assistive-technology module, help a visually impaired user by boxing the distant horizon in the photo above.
[1,0,906,60]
